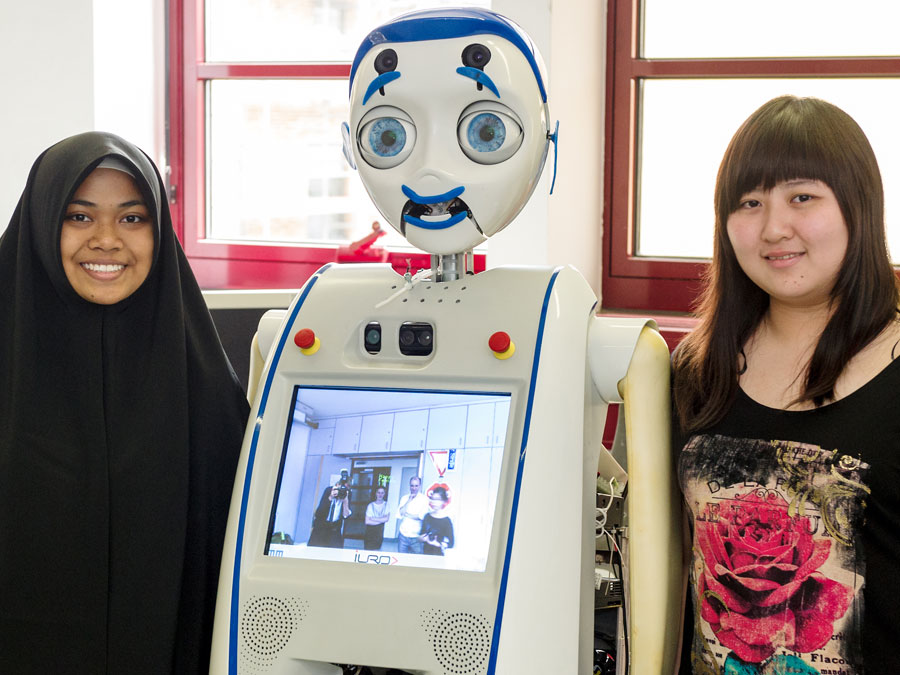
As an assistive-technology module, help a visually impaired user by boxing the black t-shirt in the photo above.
[678,357,900,673]
[421,514,454,555]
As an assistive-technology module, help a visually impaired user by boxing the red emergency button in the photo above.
[489,331,515,360]
[294,328,321,355]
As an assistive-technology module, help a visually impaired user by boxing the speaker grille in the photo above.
[238,596,308,673]
[421,609,492,674]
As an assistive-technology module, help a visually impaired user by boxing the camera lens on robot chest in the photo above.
[399,322,434,356]
[364,322,382,354]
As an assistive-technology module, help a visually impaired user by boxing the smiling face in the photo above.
[348,34,549,254]
[726,179,848,309]
[408,477,421,496]
[60,168,154,304]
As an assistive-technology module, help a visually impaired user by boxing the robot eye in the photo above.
[461,43,491,71]
[374,48,398,74]
[457,103,523,165]
[357,107,417,169]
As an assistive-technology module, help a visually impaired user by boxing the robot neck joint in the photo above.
[430,252,474,281]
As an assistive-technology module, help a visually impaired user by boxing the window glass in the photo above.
[642,0,900,59]
[207,79,399,246]
[206,0,490,62]
[203,0,492,250]
[636,78,900,260]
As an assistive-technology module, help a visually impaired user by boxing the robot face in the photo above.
[347,33,550,255]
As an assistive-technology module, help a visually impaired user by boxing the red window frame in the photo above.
[602,0,900,313]
[167,0,483,289]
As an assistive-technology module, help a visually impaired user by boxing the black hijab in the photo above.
[0,132,250,673]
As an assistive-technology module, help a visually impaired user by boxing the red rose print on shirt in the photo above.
[695,490,853,663]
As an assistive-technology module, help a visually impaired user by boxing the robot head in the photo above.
[344,8,552,255]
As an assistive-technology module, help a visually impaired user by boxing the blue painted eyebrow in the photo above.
[456,67,500,99]
[362,71,401,105]
[348,9,548,102]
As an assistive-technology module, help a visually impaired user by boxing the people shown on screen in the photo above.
[364,485,391,550]
[308,469,352,548]
[396,476,429,554]
[420,484,454,556]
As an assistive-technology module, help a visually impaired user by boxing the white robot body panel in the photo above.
[214,8,682,673]
[211,264,612,674]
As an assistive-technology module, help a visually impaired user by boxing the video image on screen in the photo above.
[266,386,510,572]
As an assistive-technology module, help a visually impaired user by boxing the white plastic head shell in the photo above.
[345,10,550,255]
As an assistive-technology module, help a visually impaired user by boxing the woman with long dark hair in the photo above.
[673,96,900,673]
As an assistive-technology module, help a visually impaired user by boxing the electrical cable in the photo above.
[609,530,628,675]
[374,267,431,308]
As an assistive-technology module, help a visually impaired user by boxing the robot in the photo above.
[211,9,682,674]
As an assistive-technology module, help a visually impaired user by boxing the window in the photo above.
[169,0,489,289]
[603,0,900,312]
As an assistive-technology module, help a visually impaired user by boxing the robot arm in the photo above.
[247,309,288,405]
[589,318,682,674]
[246,333,264,405]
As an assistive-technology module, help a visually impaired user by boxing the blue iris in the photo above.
[368,118,407,157]
[466,113,506,153]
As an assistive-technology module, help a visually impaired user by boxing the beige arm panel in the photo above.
[619,326,682,674]
[246,309,288,406]
[246,333,264,405]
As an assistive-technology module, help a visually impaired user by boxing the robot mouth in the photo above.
[401,197,481,235]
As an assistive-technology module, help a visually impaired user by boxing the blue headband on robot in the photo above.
[348,7,548,103]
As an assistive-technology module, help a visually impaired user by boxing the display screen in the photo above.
[266,386,510,572]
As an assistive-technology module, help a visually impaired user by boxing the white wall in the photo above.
[92,0,164,163]
[484,0,606,295]
[547,0,606,295]
[485,0,553,273]
[1,1,95,224]
[0,0,162,231]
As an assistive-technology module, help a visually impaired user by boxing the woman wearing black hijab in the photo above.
[0,132,250,673]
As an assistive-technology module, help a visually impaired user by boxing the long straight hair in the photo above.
[673,96,899,432]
